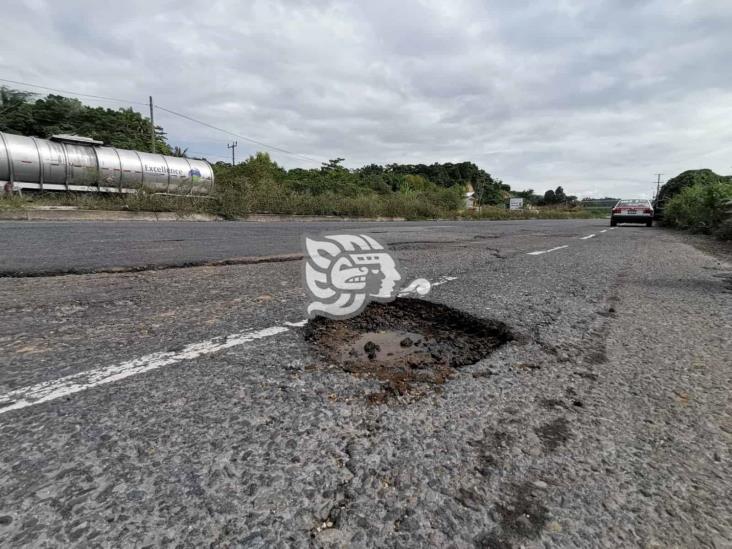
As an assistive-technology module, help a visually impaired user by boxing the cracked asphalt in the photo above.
[0,219,730,548]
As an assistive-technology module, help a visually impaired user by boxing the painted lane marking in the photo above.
[0,326,289,415]
[609,227,617,230]
[398,275,458,296]
[284,319,308,327]
[397,276,457,297]
[600,229,607,233]
[0,276,463,415]
[526,245,569,256]
[432,275,458,287]
[580,234,596,240]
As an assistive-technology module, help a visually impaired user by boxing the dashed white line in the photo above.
[284,319,308,327]
[432,275,458,287]
[526,245,569,256]
[600,229,607,233]
[580,234,596,240]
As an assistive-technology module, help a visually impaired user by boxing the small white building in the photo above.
[464,183,476,209]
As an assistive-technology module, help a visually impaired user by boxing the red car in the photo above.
[610,199,653,227]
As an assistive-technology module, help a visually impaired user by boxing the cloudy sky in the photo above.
[2,0,731,197]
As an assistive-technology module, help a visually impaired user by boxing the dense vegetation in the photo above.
[507,186,579,206]
[663,179,732,238]
[210,154,514,218]
[656,169,729,207]
[0,87,172,154]
[657,170,732,239]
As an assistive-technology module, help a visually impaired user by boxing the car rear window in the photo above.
[618,200,649,207]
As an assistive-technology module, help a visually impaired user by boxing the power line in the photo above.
[153,104,322,163]
[0,76,324,163]
[0,77,147,106]
[186,150,230,160]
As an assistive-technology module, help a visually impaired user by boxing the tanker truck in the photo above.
[0,132,214,195]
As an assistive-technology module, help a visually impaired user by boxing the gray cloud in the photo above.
[2,0,731,197]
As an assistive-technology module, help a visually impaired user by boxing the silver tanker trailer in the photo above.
[0,132,214,195]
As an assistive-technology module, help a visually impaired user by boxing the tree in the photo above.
[0,87,36,135]
[321,158,346,172]
[655,169,732,219]
[512,189,542,204]
[544,189,556,204]
[554,186,567,203]
[657,169,730,205]
[0,87,171,154]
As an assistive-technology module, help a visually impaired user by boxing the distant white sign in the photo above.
[509,198,524,210]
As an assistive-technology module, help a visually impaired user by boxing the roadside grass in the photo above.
[0,191,213,215]
[461,206,600,221]
[1,189,602,221]
[579,206,612,217]
[213,186,456,219]
[0,194,27,210]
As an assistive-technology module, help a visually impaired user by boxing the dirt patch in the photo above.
[474,531,513,549]
[304,298,513,402]
[583,349,607,365]
[535,417,571,451]
[492,482,549,545]
[680,232,732,263]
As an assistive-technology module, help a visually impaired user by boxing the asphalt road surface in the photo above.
[1,219,730,548]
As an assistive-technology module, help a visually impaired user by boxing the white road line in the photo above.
[0,326,289,415]
[526,245,569,256]
[398,275,456,296]
[284,319,308,327]
[580,234,596,240]
[609,227,617,230]
[1,275,463,415]
[600,229,607,233]
[432,275,458,287]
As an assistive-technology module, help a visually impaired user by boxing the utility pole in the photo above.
[654,173,663,201]
[149,96,156,153]
[227,141,238,166]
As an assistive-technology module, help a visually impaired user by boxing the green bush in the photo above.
[656,169,728,206]
[663,180,732,234]
[460,206,594,221]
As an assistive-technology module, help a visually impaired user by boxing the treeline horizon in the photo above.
[213,155,515,205]
[1,85,609,205]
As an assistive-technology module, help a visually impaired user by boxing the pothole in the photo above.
[304,298,513,402]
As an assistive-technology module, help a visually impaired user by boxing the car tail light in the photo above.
[643,208,652,214]
[612,208,621,214]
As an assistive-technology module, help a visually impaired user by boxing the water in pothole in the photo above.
[305,298,514,402]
